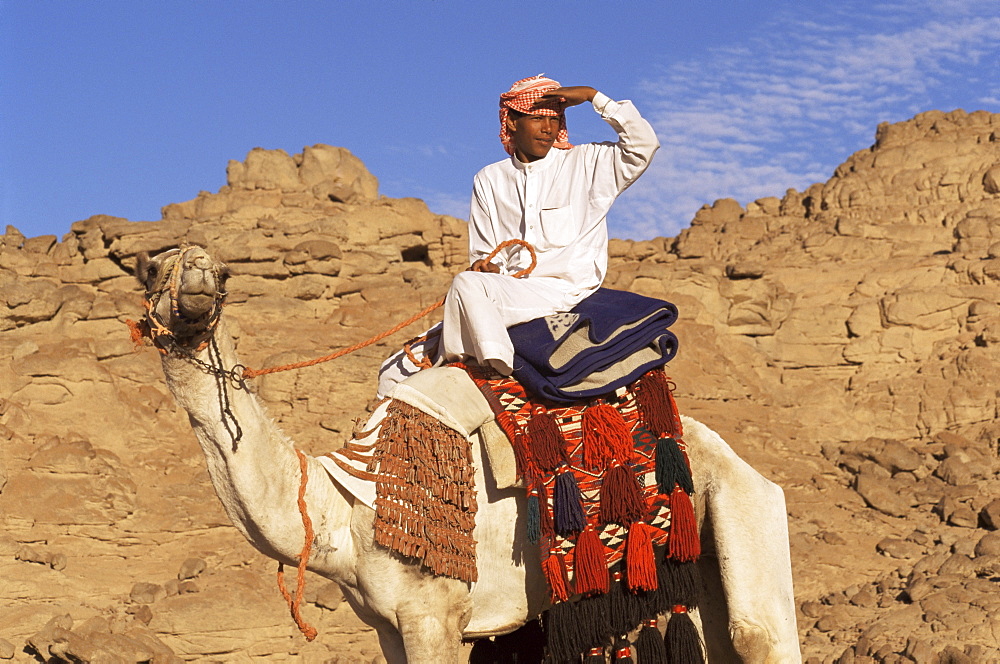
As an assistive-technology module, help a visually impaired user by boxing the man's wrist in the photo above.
[592,91,620,117]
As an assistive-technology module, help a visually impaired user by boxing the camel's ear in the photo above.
[134,252,153,290]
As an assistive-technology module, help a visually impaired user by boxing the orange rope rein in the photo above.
[243,296,446,379]
[276,448,319,642]
[241,239,537,379]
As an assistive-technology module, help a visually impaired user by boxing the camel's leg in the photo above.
[695,519,743,663]
[351,505,471,664]
[374,626,408,664]
[707,473,800,663]
[397,606,467,664]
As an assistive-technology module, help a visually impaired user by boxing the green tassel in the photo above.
[527,491,541,545]
[655,436,693,495]
[545,598,614,664]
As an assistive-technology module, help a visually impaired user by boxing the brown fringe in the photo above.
[539,481,555,539]
[343,440,378,453]
[335,446,376,464]
[371,401,478,583]
[325,454,380,483]
[599,462,648,526]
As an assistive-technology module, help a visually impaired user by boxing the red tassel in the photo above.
[626,522,658,592]
[635,369,683,438]
[542,549,571,602]
[583,402,634,465]
[527,408,568,472]
[574,527,609,595]
[668,486,700,562]
[600,462,648,526]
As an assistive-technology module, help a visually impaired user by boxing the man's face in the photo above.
[507,113,563,162]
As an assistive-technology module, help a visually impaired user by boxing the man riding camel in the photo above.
[378,74,659,396]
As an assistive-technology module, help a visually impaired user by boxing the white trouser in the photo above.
[377,323,443,398]
[441,271,578,372]
[376,272,581,398]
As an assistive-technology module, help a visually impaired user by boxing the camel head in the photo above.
[134,245,230,350]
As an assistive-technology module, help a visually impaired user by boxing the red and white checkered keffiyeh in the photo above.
[499,74,572,156]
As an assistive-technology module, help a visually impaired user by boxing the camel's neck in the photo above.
[160,320,357,584]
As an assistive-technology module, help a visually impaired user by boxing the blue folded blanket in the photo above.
[508,288,678,403]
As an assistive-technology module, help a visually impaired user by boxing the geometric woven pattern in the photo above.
[459,364,683,581]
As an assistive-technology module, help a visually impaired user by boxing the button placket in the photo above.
[525,170,537,231]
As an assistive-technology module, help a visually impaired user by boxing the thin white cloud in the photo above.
[611,5,1000,240]
[385,143,452,158]
[419,190,469,220]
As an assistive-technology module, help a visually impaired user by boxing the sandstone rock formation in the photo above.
[2,114,999,662]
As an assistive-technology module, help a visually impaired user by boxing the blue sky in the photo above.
[3,1,998,242]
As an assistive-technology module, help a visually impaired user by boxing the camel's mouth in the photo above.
[177,293,217,320]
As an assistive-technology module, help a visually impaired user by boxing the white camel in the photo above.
[135,245,801,663]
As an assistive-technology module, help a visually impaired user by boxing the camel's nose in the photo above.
[186,252,212,270]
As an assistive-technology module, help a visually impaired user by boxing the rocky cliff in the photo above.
[1,111,999,663]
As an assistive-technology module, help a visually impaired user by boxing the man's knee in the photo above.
[450,270,500,299]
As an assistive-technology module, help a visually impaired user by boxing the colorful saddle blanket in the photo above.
[508,288,679,403]
[463,364,701,662]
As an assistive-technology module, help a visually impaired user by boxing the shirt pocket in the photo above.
[539,205,576,248]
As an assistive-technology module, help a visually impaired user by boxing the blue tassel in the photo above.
[554,471,587,536]
[527,492,541,544]
[656,436,694,495]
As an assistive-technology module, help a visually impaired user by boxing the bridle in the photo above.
[141,246,228,354]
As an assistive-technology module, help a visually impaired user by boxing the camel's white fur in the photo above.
[139,246,801,663]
